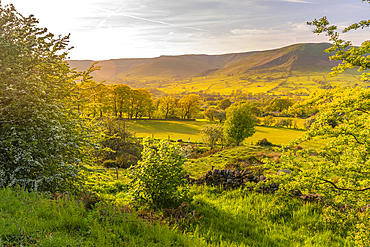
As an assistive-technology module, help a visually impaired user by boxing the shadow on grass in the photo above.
[191,188,287,247]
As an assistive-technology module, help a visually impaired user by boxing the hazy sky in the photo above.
[3,0,369,60]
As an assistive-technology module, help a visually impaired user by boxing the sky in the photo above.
[2,0,370,60]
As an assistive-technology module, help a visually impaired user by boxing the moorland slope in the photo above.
[68,43,336,81]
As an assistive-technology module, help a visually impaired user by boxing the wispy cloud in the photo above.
[280,0,312,3]
[89,4,206,31]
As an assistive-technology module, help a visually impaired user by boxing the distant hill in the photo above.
[67,43,367,96]
[67,43,337,81]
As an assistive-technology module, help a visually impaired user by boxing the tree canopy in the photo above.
[223,102,255,146]
[0,3,97,192]
[267,0,370,208]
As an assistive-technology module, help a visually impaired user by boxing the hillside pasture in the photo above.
[146,69,363,96]
[126,119,320,148]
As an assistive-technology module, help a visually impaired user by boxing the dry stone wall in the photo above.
[184,169,279,193]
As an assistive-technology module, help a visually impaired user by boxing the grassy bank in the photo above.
[0,185,353,247]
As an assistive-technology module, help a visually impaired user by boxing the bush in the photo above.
[200,124,224,149]
[97,120,142,168]
[256,138,273,146]
[128,138,189,209]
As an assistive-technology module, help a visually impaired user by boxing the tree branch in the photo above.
[321,179,370,192]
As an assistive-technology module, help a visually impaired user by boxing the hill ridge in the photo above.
[67,43,335,81]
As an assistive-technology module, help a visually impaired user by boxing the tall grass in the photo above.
[0,185,354,246]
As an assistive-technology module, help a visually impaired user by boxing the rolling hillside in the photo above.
[68,43,367,96]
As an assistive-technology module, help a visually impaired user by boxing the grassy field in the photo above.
[149,70,364,96]
[126,119,320,147]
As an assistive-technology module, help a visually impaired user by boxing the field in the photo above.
[126,119,320,147]
[144,70,364,96]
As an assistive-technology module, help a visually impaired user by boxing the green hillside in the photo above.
[67,43,367,96]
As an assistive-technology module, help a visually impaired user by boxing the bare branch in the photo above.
[321,179,370,192]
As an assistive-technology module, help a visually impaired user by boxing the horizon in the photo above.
[67,41,330,61]
[2,0,369,60]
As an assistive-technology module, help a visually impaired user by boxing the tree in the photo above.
[0,3,97,192]
[307,0,370,81]
[178,94,200,119]
[217,98,232,110]
[214,109,226,122]
[111,84,131,118]
[267,0,370,208]
[97,119,142,169]
[271,87,370,206]
[250,105,262,117]
[200,124,224,149]
[204,108,217,121]
[223,102,255,146]
[158,95,177,119]
[262,115,275,126]
[268,98,294,113]
[128,138,189,209]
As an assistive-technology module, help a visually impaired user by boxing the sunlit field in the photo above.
[126,119,320,147]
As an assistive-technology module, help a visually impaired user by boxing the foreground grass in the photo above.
[0,184,354,247]
[0,187,207,247]
[191,186,351,247]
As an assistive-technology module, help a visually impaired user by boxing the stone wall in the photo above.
[184,169,279,193]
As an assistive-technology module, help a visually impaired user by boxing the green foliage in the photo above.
[203,108,217,121]
[307,0,370,81]
[262,115,275,126]
[214,109,226,122]
[217,98,232,110]
[178,94,200,119]
[224,102,256,146]
[128,138,189,209]
[0,3,97,192]
[267,98,294,113]
[200,124,224,149]
[97,119,142,168]
[268,87,370,207]
[274,118,294,128]
[158,95,178,119]
[303,116,316,130]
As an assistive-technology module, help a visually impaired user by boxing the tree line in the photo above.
[73,76,201,120]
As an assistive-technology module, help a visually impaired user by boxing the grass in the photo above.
[126,119,321,148]
[186,145,267,177]
[0,185,354,246]
[138,70,364,96]
[0,187,208,247]
[191,186,351,247]
[127,120,205,142]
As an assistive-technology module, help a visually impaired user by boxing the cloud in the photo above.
[231,28,278,35]
[279,0,312,3]
[89,3,206,31]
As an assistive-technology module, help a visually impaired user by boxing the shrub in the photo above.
[97,120,142,168]
[128,138,189,209]
[256,138,273,146]
[200,124,224,149]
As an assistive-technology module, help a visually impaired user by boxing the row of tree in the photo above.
[73,77,202,119]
